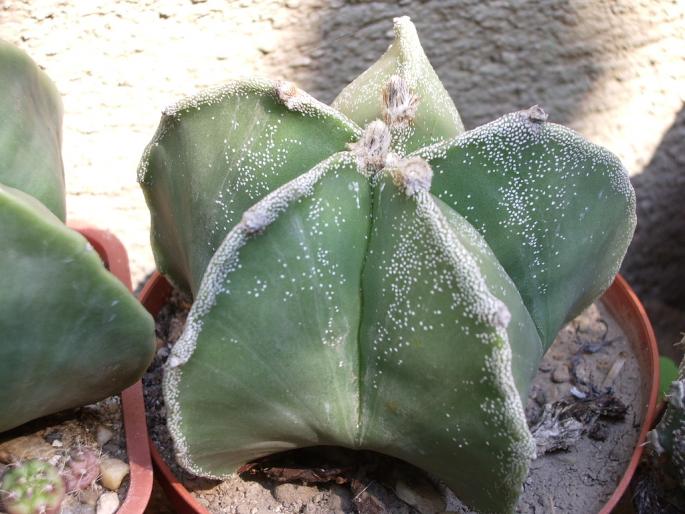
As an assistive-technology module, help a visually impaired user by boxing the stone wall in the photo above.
[1,0,683,351]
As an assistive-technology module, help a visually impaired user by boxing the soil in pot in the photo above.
[0,396,132,514]
[144,289,645,514]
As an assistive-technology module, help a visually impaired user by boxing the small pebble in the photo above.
[96,492,119,514]
[96,426,113,447]
[555,383,572,399]
[394,477,445,513]
[0,435,57,463]
[552,365,570,383]
[574,360,592,383]
[70,503,96,514]
[78,488,100,506]
[577,317,593,333]
[100,457,130,491]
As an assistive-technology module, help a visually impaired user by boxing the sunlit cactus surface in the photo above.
[0,41,155,433]
[140,17,635,514]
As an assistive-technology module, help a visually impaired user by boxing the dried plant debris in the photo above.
[531,392,627,455]
[532,327,628,454]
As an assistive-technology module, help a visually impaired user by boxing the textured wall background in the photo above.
[1,0,683,353]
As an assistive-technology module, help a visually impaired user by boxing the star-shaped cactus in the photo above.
[139,17,635,513]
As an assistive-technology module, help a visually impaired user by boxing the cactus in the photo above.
[0,41,65,220]
[0,460,65,514]
[0,43,156,433]
[647,337,685,491]
[62,448,100,492]
[140,17,635,514]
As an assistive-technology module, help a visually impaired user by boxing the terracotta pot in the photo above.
[139,272,659,514]
[69,222,154,514]
[596,274,659,514]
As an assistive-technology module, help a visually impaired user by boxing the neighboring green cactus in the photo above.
[0,460,65,514]
[0,43,156,432]
[0,41,65,220]
[647,338,685,488]
[140,17,635,514]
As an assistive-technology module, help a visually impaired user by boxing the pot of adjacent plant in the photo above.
[0,40,155,514]
[136,16,658,514]
[70,222,155,514]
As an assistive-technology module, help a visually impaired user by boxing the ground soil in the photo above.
[143,290,644,513]
[0,396,129,514]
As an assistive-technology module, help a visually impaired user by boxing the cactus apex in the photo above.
[524,105,549,123]
[383,75,419,128]
[390,156,433,196]
[392,15,420,47]
[349,120,391,173]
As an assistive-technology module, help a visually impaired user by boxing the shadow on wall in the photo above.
[291,0,627,129]
[622,106,685,360]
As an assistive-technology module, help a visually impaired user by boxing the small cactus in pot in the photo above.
[139,17,635,514]
[0,460,65,514]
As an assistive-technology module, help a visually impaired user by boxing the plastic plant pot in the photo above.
[138,272,658,514]
[69,221,154,514]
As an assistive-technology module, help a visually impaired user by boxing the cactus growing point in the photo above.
[140,16,636,514]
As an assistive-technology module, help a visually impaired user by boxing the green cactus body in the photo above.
[332,16,465,154]
[0,40,65,220]
[138,79,361,295]
[414,109,635,347]
[648,342,685,489]
[0,44,155,433]
[141,17,635,514]
[0,460,65,514]
[0,184,155,432]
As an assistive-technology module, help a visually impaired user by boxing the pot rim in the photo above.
[69,221,154,514]
[139,271,659,514]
